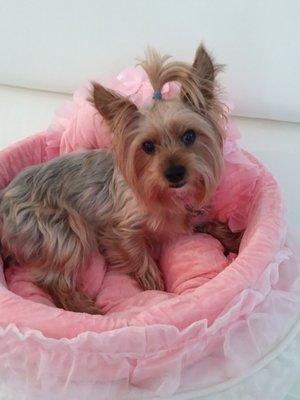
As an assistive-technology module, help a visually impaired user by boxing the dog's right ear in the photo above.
[90,82,138,126]
[180,43,223,113]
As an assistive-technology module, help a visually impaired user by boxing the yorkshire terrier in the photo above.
[0,44,242,314]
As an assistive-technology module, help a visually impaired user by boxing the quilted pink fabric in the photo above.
[0,67,299,399]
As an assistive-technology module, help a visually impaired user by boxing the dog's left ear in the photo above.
[181,44,222,112]
[91,82,138,128]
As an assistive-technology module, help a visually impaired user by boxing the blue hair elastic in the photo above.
[152,90,162,100]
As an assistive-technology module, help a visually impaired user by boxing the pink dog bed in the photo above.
[0,67,300,399]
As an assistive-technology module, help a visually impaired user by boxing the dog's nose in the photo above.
[164,165,186,184]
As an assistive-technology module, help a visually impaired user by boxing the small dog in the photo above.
[0,44,241,313]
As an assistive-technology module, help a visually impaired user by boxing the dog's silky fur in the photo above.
[0,44,241,314]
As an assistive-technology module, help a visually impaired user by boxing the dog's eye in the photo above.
[181,130,196,146]
[142,140,155,154]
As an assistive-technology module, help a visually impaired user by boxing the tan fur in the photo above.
[0,43,241,314]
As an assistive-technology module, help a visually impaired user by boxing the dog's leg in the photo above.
[34,268,100,314]
[1,200,101,313]
[102,229,164,291]
[32,208,101,313]
[196,221,243,254]
[134,250,165,291]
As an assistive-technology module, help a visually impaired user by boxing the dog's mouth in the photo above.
[169,181,186,189]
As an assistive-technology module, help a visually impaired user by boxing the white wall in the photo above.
[0,0,299,122]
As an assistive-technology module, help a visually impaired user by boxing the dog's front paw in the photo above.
[201,221,243,254]
[136,266,165,291]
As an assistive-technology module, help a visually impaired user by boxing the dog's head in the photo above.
[91,44,225,213]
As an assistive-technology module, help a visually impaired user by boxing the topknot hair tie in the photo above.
[152,90,162,100]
